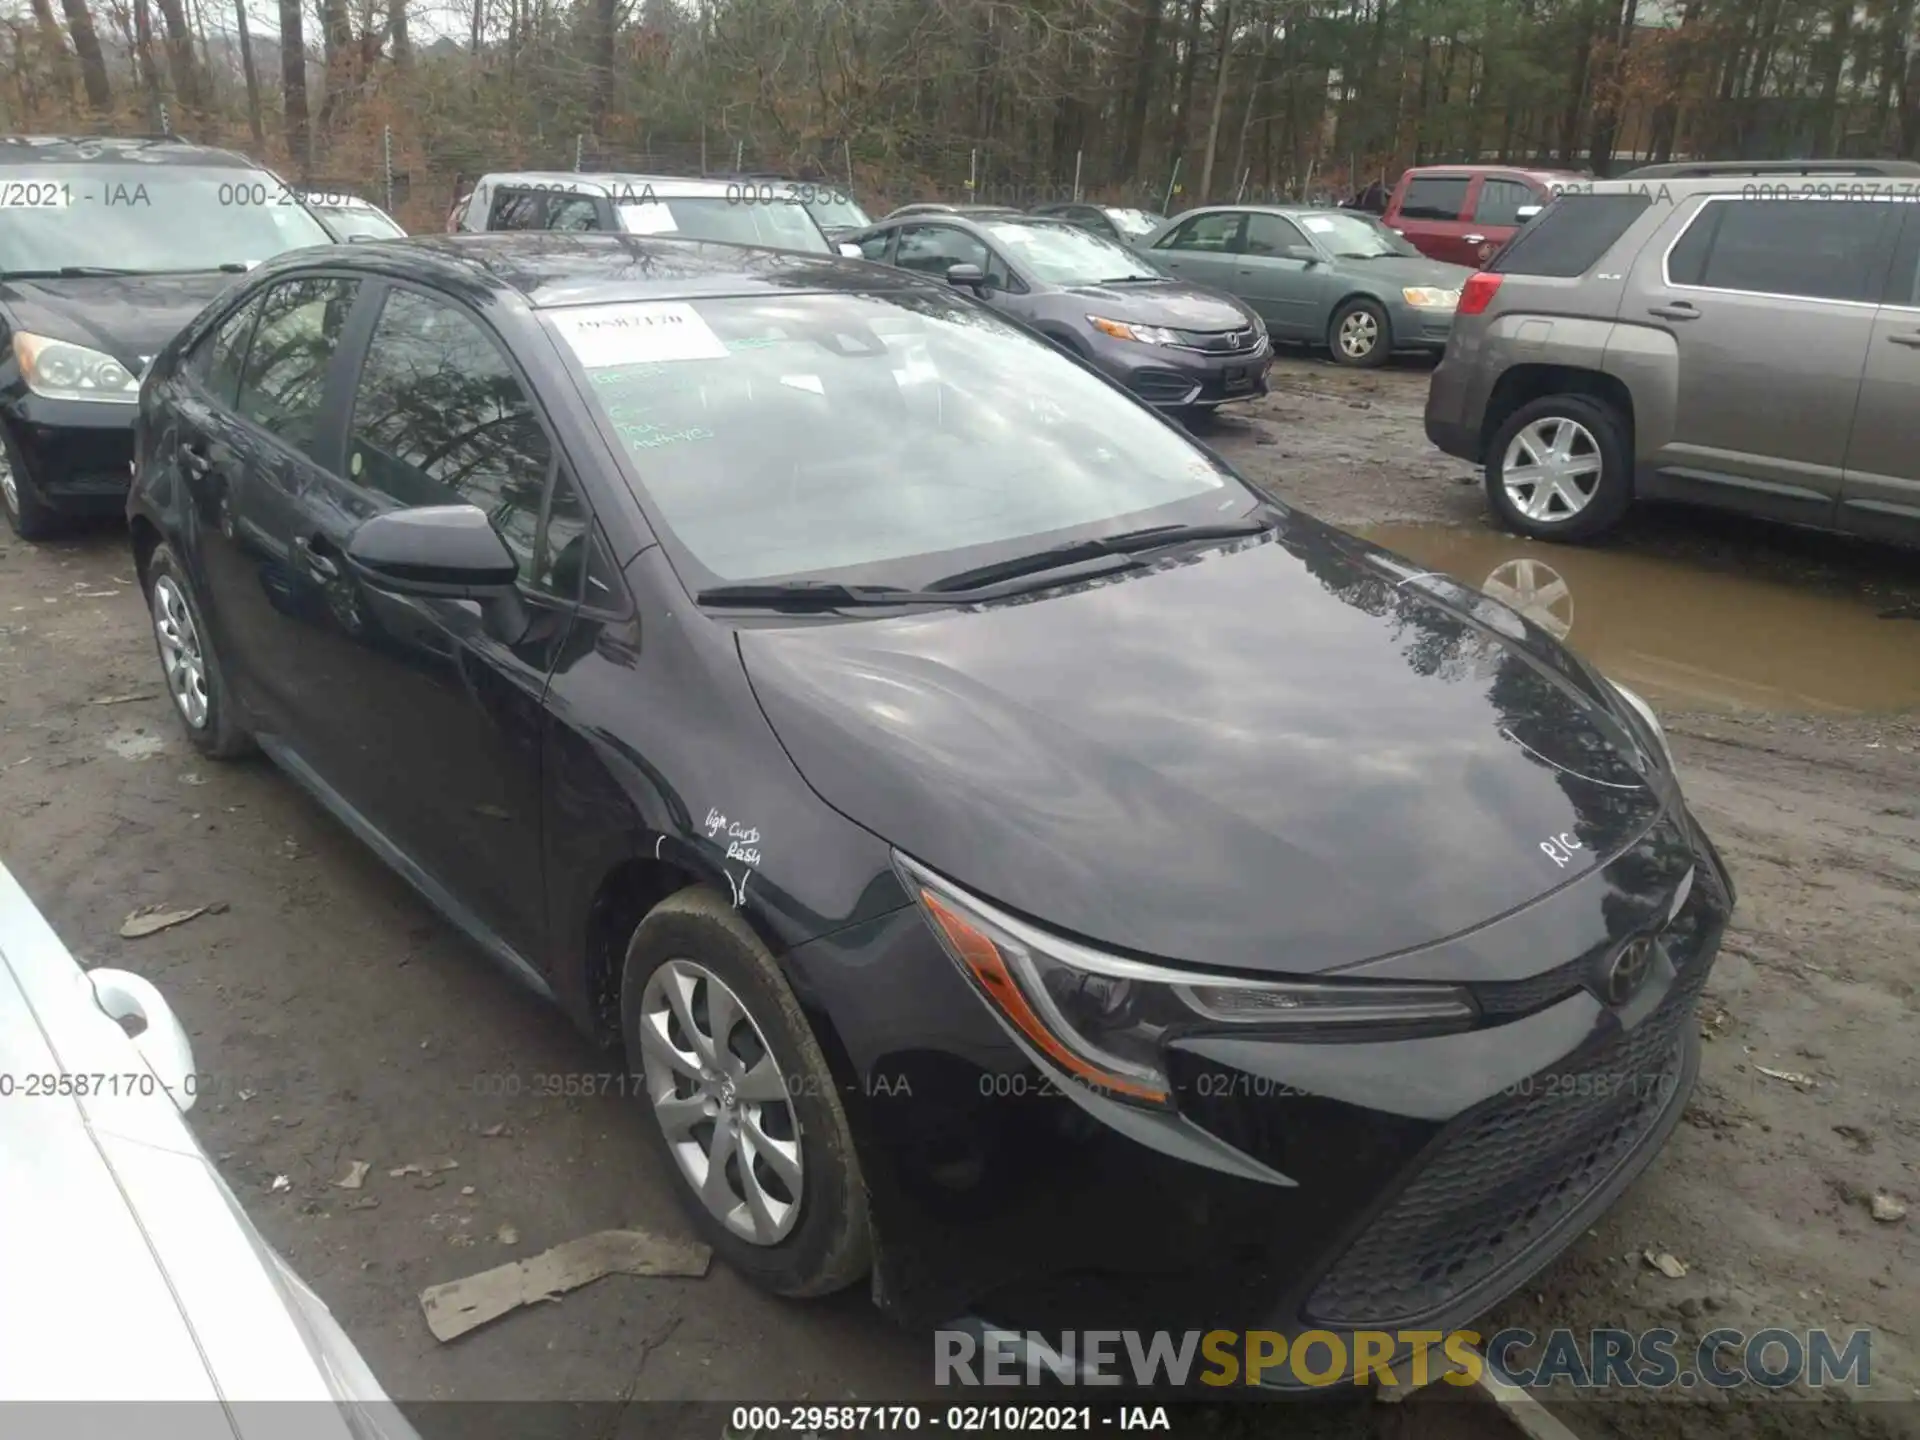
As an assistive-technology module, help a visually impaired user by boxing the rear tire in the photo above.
[1485,394,1633,543]
[0,422,61,541]
[144,543,254,758]
[1329,298,1391,368]
[621,886,871,1298]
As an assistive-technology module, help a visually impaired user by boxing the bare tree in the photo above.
[57,0,113,110]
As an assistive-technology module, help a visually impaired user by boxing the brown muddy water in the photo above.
[1355,523,1920,716]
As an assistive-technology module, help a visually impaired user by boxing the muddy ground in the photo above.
[1,349,1915,1440]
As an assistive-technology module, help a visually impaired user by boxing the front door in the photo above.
[892,223,1021,314]
[279,282,594,964]
[1145,210,1245,291]
[1839,204,1920,545]
[1235,212,1331,338]
[1628,194,1901,528]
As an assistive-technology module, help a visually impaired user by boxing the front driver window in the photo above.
[345,288,573,592]
[895,225,1010,288]
[1160,212,1241,253]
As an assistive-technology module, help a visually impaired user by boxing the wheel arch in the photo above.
[1480,365,1635,461]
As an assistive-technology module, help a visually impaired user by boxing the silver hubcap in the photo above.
[0,447,16,515]
[1482,557,1575,641]
[1503,417,1604,523]
[1337,309,1379,358]
[151,576,210,729]
[638,959,803,1245]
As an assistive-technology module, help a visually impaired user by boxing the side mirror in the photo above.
[946,262,987,290]
[1285,244,1321,264]
[346,504,531,641]
[1515,204,1543,221]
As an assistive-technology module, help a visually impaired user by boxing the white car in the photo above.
[0,858,418,1440]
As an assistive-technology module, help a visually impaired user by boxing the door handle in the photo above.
[291,534,340,581]
[1887,331,1920,348]
[181,442,211,478]
[1648,300,1700,320]
[1463,233,1487,244]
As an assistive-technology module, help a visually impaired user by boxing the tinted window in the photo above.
[895,225,1011,287]
[1243,213,1309,256]
[538,469,595,600]
[1159,212,1241,252]
[547,195,600,232]
[552,291,1250,587]
[1888,208,1920,307]
[1474,179,1539,227]
[1400,176,1470,221]
[346,289,556,586]
[856,230,894,262]
[192,296,264,406]
[234,277,360,457]
[1492,193,1652,277]
[1666,198,1901,303]
[489,190,546,230]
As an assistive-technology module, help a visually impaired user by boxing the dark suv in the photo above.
[1424,160,1920,549]
[0,135,334,538]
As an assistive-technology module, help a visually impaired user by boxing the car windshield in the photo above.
[616,196,829,252]
[0,163,334,275]
[801,192,871,230]
[1106,208,1166,237]
[985,222,1161,283]
[318,205,404,240]
[1295,210,1418,258]
[549,290,1252,587]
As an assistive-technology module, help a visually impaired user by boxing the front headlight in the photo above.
[897,854,1477,1110]
[1088,315,1183,346]
[1401,286,1461,310]
[13,332,140,403]
[1608,680,1673,769]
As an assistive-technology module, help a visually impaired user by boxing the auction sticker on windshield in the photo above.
[550,301,729,367]
[0,182,73,208]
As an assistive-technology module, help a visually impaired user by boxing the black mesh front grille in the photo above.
[1302,953,1707,1327]
[1174,326,1261,354]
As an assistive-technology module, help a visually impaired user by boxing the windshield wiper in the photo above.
[695,581,950,611]
[923,515,1274,594]
[1094,274,1163,283]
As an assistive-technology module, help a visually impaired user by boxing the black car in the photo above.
[0,135,337,539]
[128,233,1732,1382]
[849,212,1272,413]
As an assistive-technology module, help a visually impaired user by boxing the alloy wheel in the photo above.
[151,575,210,730]
[0,445,16,519]
[1502,417,1603,523]
[1481,557,1575,641]
[638,959,804,1245]
[1337,309,1379,360]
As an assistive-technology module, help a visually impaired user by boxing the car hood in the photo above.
[1339,253,1477,289]
[739,512,1668,975]
[1062,279,1252,330]
[0,272,239,372]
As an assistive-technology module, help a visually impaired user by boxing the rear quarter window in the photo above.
[1490,194,1653,277]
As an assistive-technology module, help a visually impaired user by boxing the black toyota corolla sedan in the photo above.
[127,233,1732,1383]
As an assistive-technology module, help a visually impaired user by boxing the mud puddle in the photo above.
[1355,523,1920,716]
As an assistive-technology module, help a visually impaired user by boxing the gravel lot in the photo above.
[1,350,1915,1439]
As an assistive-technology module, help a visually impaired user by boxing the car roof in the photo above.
[476,171,761,200]
[277,232,942,309]
[0,134,261,168]
[1400,163,1587,182]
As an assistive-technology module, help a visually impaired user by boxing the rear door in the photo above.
[1464,176,1539,266]
[1627,194,1901,527]
[1234,212,1332,337]
[1390,173,1480,265]
[1838,203,1920,544]
[1146,210,1245,291]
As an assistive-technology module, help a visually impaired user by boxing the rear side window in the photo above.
[1399,176,1469,221]
[547,195,601,232]
[1491,194,1651,277]
[856,230,893,262]
[234,277,361,457]
[1473,179,1539,227]
[489,190,546,230]
[1665,198,1901,303]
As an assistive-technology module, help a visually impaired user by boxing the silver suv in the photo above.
[1424,159,1920,548]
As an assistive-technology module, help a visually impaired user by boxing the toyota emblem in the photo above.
[1601,937,1656,1006]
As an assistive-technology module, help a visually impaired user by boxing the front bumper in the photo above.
[1093,336,1274,409]
[790,807,1731,1370]
[3,391,136,514]
[1388,302,1457,352]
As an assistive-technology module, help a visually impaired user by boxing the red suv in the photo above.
[1382,165,1586,267]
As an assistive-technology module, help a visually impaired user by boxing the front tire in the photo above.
[144,542,254,758]
[1485,394,1633,543]
[1329,298,1391,368]
[621,886,871,1297]
[0,422,60,541]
